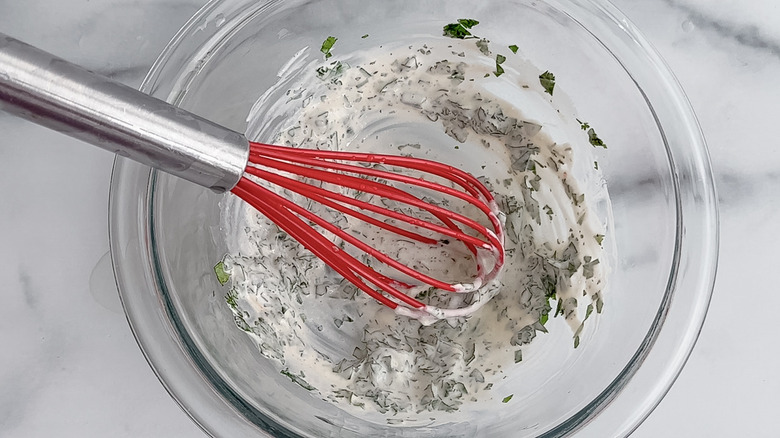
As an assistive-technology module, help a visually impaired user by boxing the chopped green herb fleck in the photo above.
[555,298,564,317]
[225,289,238,309]
[587,128,607,148]
[582,257,600,279]
[316,61,348,81]
[494,54,507,77]
[578,119,607,147]
[416,287,434,300]
[594,160,599,170]
[539,71,555,95]
[476,38,491,56]
[443,23,471,39]
[574,335,581,348]
[361,34,369,39]
[320,36,338,59]
[594,234,605,245]
[543,205,554,219]
[502,394,514,403]
[281,369,315,391]
[443,19,479,39]
[514,350,523,363]
[458,18,480,29]
[508,44,519,54]
[214,261,230,285]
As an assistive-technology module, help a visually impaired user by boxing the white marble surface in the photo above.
[0,0,777,436]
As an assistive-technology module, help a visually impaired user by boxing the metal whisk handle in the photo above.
[0,33,249,192]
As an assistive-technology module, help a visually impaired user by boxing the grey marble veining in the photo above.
[661,0,780,56]
[0,0,203,83]
[0,1,208,436]
[617,0,780,436]
[1,0,779,436]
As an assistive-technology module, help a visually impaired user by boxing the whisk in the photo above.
[0,33,504,322]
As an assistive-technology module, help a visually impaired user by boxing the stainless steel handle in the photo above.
[0,33,249,192]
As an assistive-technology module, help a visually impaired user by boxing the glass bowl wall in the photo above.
[109,0,718,436]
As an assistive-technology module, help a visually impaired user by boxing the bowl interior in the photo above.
[111,0,715,437]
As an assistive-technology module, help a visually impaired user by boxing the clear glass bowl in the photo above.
[109,0,718,436]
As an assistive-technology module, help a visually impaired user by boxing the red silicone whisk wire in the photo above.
[231,142,505,319]
[250,143,504,255]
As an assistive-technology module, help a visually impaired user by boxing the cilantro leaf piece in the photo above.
[225,289,238,309]
[361,34,369,39]
[458,18,480,29]
[595,234,605,245]
[514,350,523,363]
[539,70,556,95]
[443,19,479,39]
[502,394,514,403]
[443,23,472,39]
[577,119,607,147]
[320,36,338,59]
[508,44,519,54]
[587,128,607,148]
[476,38,491,56]
[281,369,315,391]
[494,54,507,77]
[214,261,230,286]
[574,335,581,348]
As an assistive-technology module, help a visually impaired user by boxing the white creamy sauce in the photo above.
[220,38,607,423]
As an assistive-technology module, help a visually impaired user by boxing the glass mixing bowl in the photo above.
[109,0,718,436]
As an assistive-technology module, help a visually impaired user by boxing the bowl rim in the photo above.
[109,0,719,436]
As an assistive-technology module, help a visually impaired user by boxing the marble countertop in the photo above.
[1,0,777,436]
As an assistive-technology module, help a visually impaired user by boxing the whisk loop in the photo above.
[232,142,505,323]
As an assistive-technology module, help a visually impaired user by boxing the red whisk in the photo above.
[0,33,504,322]
[233,143,504,322]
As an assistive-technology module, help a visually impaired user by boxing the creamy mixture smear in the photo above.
[220,32,607,422]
